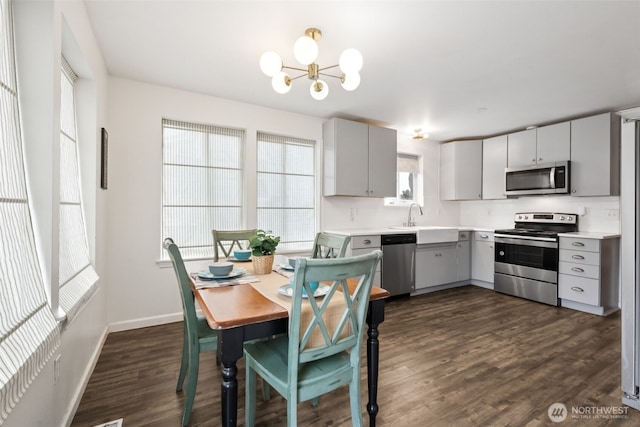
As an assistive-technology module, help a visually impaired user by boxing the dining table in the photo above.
[191,257,390,427]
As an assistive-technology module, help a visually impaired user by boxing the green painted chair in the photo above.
[311,232,351,259]
[244,250,383,427]
[163,238,218,426]
[212,229,257,261]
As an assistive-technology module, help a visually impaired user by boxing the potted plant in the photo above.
[249,229,280,274]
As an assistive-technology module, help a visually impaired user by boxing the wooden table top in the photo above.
[192,263,389,330]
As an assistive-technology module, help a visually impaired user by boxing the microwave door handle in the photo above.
[549,167,556,188]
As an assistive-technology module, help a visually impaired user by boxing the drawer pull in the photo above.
[571,255,585,260]
[571,286,584,292]
[363,239,371,244]
[571,267,585,273]
[571,242,585,247]
[480,234,488,239]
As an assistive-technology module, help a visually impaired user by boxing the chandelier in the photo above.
[259,28,363,100]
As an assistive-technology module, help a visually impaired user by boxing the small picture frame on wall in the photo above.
[100,127,108,190]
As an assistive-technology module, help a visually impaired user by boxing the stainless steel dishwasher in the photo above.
[381,234,416,296]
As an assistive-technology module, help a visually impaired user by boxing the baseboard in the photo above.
[62,324,109,427]
[108,312,183,333]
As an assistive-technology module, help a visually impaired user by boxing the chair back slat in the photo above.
[212,229,257,261]
[163,238,198,342]
[288,251,382,370]
[311,232,351,259]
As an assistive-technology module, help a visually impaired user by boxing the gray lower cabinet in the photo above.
[457,231,471,281]
[415,243,458,289]
[471,231,494,286]
[558,236,620,316]
[346,235,381,287]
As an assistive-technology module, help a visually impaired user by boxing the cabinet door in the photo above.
[439,143,456,200]
[507,128,537,167]
[472,240,494,283]
[368,125,397,197]
[415,244,457,288]
[570,113,618,196]
[455,140,482,200]
[482,135,507,199]
[325,118,369,196]
[536,121,570,164]
[457,240,470,281]
[440,140,482,200]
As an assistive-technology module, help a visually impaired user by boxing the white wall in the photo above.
[459,196,621,233]
[106,78,326,328]
[8,1,109,426]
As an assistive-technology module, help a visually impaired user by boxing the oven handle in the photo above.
[494,234,558,248]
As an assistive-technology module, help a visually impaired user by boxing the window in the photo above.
[0,0,60,421]
[162,119,245,260]
[256,132,315,252]
[58,57,99,320]
[386,153,421,206]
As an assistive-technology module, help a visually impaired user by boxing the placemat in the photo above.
[191,268,260,289]
[250,276,350,349]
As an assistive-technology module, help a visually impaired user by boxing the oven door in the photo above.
[494,235,558,284]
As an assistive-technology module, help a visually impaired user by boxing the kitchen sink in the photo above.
[388,226,459,244]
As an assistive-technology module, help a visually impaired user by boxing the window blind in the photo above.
[0,0,60,421]
[256,132,315,252]
[58,58,99,320]
[162,119,245,259]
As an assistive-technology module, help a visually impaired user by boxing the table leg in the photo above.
[221,361,238,427]
[366,299,385,427]
[219,329,244,427]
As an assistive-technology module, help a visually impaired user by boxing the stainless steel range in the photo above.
[494,213,578,306]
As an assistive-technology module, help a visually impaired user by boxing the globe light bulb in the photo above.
[310,80,328,100]
[272,72,291,94]
[293,36,318,65]
[339,48,363,74]
[341,73,361,91]
[260,51,282,77]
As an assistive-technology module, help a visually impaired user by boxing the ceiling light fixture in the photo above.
[412,129,428,140]
[259,28,362,101]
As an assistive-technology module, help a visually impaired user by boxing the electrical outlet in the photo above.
[606,209,619,219]
[54,354,61,384]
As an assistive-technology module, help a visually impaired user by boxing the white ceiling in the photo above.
[83,0,640,141]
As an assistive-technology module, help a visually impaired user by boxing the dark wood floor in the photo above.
[72,286,640,426]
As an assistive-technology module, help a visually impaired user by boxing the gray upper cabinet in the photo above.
[440,140,482,200]
[323,118,397,197]
[570,113,621,197]
[536,121,570,163]
[482,135,507,199]
[507,123,570,167]
[507,128,537,167]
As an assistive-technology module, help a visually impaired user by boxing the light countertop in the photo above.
[558,231,621,240]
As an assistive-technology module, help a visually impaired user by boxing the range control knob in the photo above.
[517,215,522,220]
[524,215,529,219]
[560,216,566,220]
[567,216,573,222]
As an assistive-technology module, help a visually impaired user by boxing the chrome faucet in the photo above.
[407,203,423,227]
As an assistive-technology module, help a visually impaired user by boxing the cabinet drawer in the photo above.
[473,231,494,242]
[351,235,381,249]
[559,237,600,253]
[559,250,600,266]
[559,261,600,279]
[559,274,600,306]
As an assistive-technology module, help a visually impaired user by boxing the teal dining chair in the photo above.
[311,232,351,259]
[212,229,257,261]
[244,250,383,427]
[163,238,218,426]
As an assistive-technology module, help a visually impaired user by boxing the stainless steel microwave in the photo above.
[505,161,570,196]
